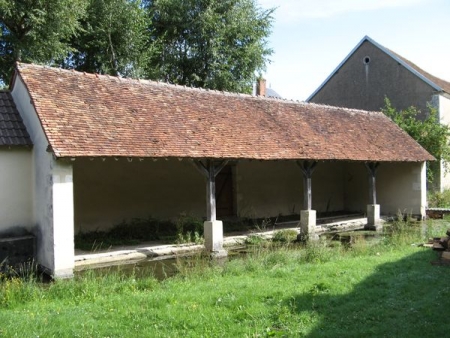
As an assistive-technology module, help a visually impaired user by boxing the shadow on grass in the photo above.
[287,249,450,337]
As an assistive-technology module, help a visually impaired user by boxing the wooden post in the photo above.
[193,159,228,221]
[193,159,229,257]
[206,160,216,221]
[365,162,379,205]
[297,160,318,210]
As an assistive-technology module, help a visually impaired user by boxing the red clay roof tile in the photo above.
[15,63,433,162]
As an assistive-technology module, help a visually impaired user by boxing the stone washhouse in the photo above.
[0,63,433,278]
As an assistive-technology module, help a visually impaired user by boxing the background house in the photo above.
[0,63,432,277]
[307,35,450,190]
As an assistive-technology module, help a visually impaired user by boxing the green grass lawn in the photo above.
[1,220,450,337]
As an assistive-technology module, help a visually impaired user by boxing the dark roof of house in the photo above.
[13,62,433,162]
[391,50,450,94]
[266,87,282,99]
[307,35,450,101]
[0,90,32,147]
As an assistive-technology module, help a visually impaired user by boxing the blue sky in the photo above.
[258,0,450,101]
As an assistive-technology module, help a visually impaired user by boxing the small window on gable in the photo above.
[363,56,371,64]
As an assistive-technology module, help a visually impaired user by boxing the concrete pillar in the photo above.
[204,220,227,258]
[420,161,427,219]
[299,210,317,240]
[51,161,75,278]
[366,204,381,230]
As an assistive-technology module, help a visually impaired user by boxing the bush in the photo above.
[382,98,450,184]
[428,189,450,208]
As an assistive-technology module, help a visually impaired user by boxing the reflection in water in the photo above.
[75,247,246,281]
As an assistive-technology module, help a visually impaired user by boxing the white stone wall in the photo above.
[52,161,74,277]
[377,162,426,217]
[11,77,74,278]
[0,148,32,233]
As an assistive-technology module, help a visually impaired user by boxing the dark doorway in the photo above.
[216,165,235,217]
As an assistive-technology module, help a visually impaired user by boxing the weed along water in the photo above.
[321,230,385,246]
[73,218,425,281]
[74,227,377,280]
[75,248,245,281]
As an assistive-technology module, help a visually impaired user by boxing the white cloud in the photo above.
[259,0,427,22]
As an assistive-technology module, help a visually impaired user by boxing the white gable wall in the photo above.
[11,77,74,278]
[0,148,32,233]
[437,94,450,190]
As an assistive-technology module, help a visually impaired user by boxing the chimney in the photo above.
[256,78,266,97]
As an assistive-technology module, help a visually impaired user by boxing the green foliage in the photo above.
[0,0,88,83]
[1,0,274,92]
[64,0,150,77]
[301,239,335,263]
[428,189,450,207]
[175,213,204,244]
[244,234,268,245]
[382,97,450,183]
[145,0,274,92]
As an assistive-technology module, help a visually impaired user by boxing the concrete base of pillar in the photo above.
[365,204,381,230]
[204,220,227,256]
[52,268,74,279]
[298,210,318,241]
[209,250,228,259]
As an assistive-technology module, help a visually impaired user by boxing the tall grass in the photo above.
[1,219,449,337]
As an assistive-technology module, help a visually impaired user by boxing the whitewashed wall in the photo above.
[11,77,74,278]
[236,161,345,218]
[73,159,205,233]
[0,148,32,233]
[377,162,426,217]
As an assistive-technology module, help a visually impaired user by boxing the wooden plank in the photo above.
[433,243,445,251]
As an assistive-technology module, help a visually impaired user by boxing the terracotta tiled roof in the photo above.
[14,63,433,162]
[0,90,32,147]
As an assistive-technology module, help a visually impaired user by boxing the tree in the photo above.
[0,0,88,84]
[382,97,450,184]
[145,0,274,93]
[64,0,150,78]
